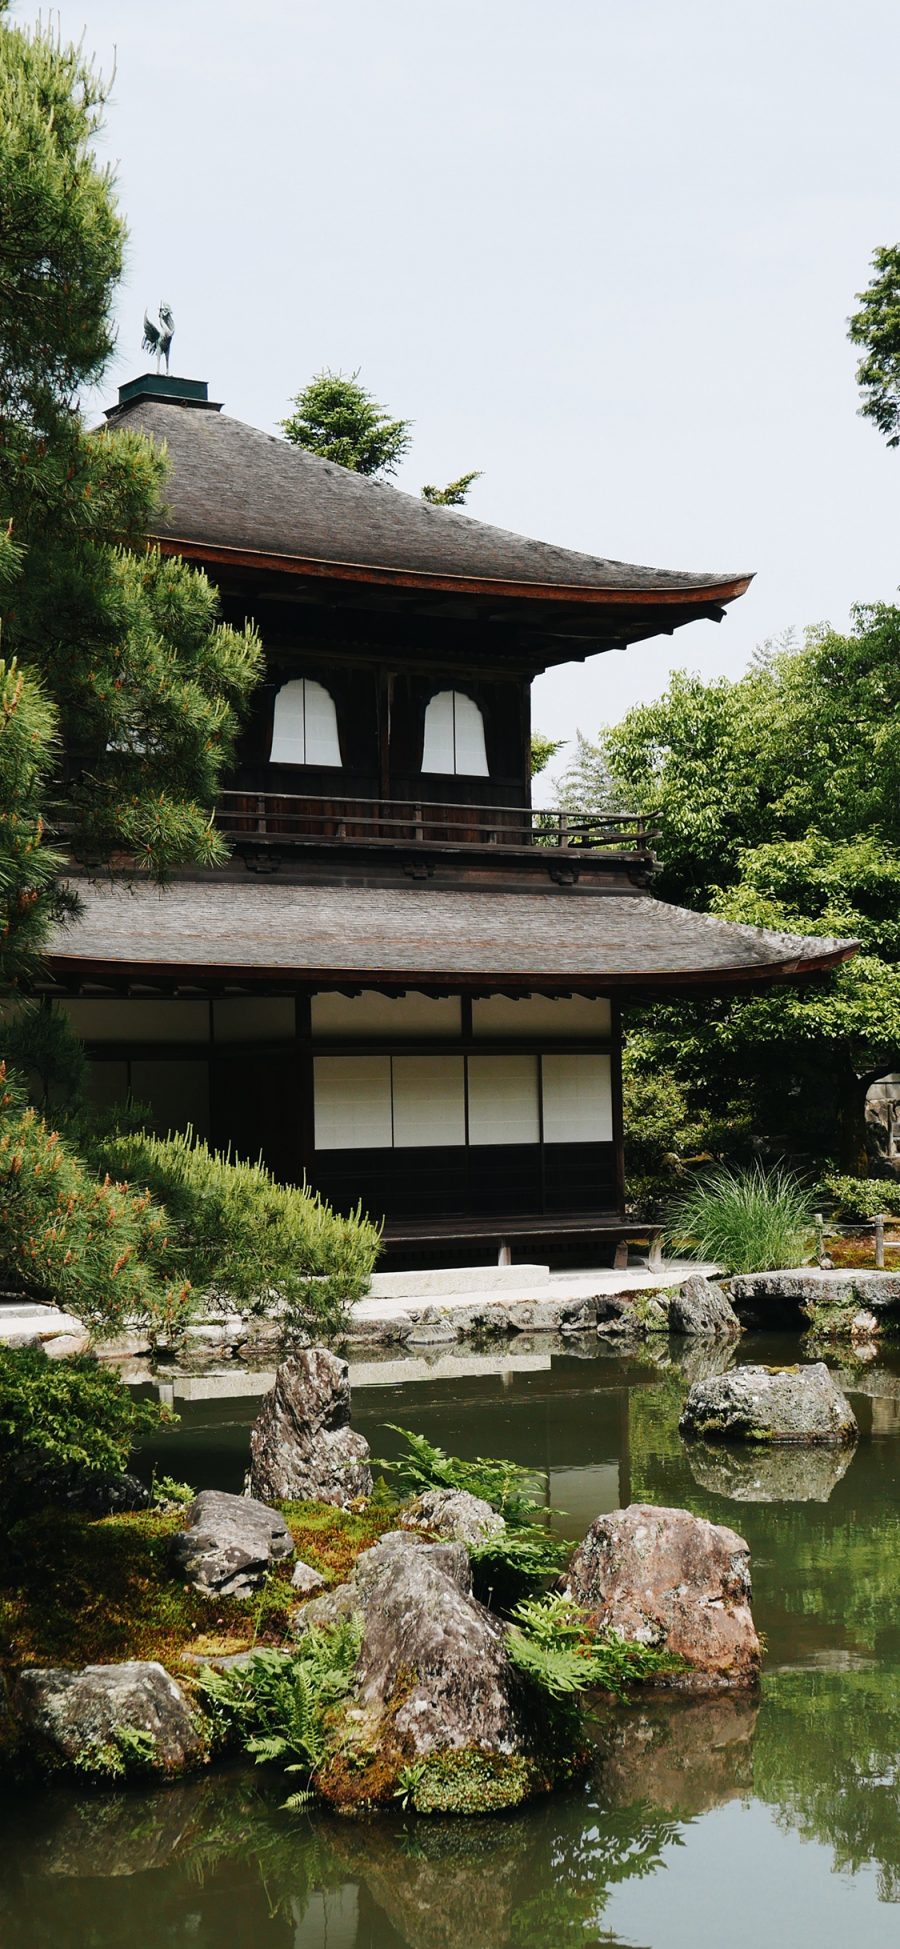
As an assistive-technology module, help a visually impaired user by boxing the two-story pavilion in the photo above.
[42,373,854,1263]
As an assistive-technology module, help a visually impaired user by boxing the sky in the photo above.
[66,0,900,791]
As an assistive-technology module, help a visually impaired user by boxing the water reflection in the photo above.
[685,1439,856,1503]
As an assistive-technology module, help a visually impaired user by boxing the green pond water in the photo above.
[2,1332,899,1948]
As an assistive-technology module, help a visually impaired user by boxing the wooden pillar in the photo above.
[610,996,626,1215]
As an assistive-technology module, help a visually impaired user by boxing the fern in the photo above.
[198,1617,362,1791]
[380,1425,544,1523]
[469,1526,569,1613]
[508,1594,681,1702]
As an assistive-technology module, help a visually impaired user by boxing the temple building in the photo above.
[42,373,854,1263]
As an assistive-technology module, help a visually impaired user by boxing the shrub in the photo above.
[94,1127,380,1340]
[0,1063,186,1336]
[507,1593,678,1701]
[198,1620,363,1806]
[0,1345,167,1516]
[667,1162,815,1274]
[821,1174,900,1221]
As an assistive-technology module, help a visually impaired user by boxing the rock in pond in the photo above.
[679,1362,858,1445]
[669,1275,741,1338]
[564,1503,760,1690]
[248,1347,372,1507]
[172,1489,294,1596]
[686,1438,855,1503]
[297,1531,538,1809]
[399,1486,505,1546]
[14,1662,203,1778]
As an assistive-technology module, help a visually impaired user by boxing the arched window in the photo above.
[269,679,341,766]
[421,689,488,776]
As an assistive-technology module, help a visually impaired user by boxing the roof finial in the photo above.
[141,303,175,375]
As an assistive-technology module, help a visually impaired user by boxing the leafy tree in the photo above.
[529,730,564,777]
[282,367,480,501]
[421,469,482,506]
[848,244,900,447]
[593,608,900,1169]
[282,368,412,477]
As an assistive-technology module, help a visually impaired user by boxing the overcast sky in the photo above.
[70,0,900,788]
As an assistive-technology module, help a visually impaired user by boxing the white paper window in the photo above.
[541,1053,612,1143]
[472,995,612,1039]
[311,992,461,1040]
[391,1055,466,1148]
[270,679,341,766]
[314,1056,392,1150]
[467,1054,539,1145]
[422,690,488,777]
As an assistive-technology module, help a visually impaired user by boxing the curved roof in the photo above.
[104,390,751,611]
[47,876,855,993]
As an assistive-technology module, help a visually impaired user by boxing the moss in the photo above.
[280,1499,399,1588]
[407,1748,540,1815]
[629,1291,671,1334]
[0,1498,396,1682]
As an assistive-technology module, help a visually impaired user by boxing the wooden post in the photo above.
[498,1239,512,1267]
[875,1212,885,1269]
[814,1211,825,1263]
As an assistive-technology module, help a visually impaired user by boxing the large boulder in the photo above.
[297,1531,533,1810]
[14,1662,204,1778]
[172,1489,294,1596]
[679,1362,858,1445]
[248,1348,372,1507]
[564,1503,760,1690]
[669,1275,741,1338]
[399,1487,505,1546]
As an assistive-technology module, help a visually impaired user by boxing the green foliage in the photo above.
[421,470,482,505]
[71,1725,158,1782]
[622,1052,706,1217]
[150,1474,195,1510]
[198,1620,363,1801]
[848,244,900,447]
[529,730,565,778]
[0,1346,165,1515]
[667,1161,815,1273]
[556,729,626,813]
[282,369,412,477]
[0,11,263,898]
[380,1425,544,1524]
[94,1125,380,1339]
[507,1594,677,1702]
[401,1748,536,1815]
[0,1065,185,1334]
[469,1526,570,1613]
[1,1000,86,1118]
[820,1173,900,1220]
[594,609,900,1169]
[0,650,64,988]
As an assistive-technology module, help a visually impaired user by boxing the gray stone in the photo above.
[669,1276,740,1338]
[686,1438,856,1503]
[248,1348,372,1507]
[679,1362,858,1445]
[400,1487,506,1546]
[14,1662,203,1777]
[172,1489,294,1596]
[65,1471,152,1516]
[291,1558,326,1595]
[348,1533,523,1757]
[565,1503,760,1690]
[728,1268,900,1328]
[864,1072,900,1174]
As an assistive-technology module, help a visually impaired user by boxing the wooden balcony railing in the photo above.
[212,790,657,856]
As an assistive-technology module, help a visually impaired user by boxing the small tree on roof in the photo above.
[281,369,413,477]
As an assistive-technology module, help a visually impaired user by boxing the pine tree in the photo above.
[0,11,263,929]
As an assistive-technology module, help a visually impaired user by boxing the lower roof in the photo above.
[46,876,856,993]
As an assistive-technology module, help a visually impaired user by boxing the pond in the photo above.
[2,1333,899,1947]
